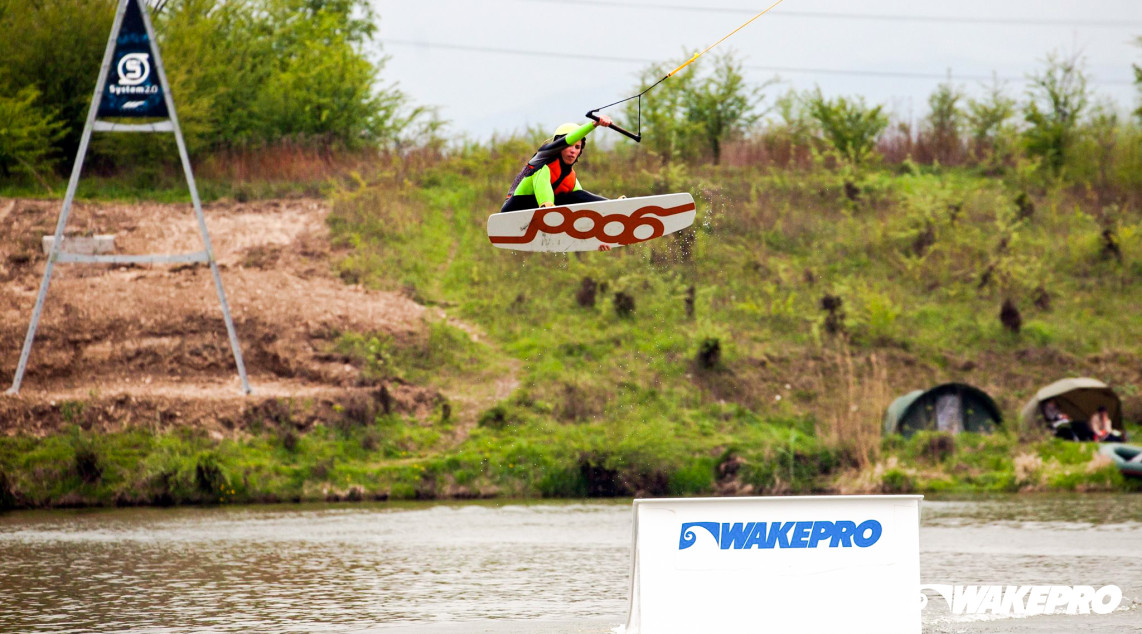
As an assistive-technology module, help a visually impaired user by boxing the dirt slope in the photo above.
[0,197,448,436]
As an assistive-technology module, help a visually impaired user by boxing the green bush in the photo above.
[880,468,915,493]
[922,81,965,163]
[667,459,715,496]
[1022,51,1090,175]
[807,90,888,166]
[538,466,588,498]
[965,77,1017,166]
[0,82,64,185]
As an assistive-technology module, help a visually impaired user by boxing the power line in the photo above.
[379,39,1137,86]
[524,0,1142,29]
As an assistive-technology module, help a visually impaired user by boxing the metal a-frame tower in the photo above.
[6,0,250,395]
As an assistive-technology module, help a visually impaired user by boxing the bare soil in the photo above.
[0,197,455,437]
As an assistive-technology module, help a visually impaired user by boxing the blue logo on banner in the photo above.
[97,0,168,118]
[678,520,882,550]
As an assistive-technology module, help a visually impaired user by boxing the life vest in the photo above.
[546,159,577,195]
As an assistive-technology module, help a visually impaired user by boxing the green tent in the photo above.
[883,383,1002,437]
[1019,377,1121,434]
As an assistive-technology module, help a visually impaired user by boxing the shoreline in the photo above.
[2,424,1137,511]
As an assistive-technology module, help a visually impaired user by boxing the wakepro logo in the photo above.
[679,520,882,550]
[921,584,1123,616]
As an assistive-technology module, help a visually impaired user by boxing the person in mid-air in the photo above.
[500,115,614,213]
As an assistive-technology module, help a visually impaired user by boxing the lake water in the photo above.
[1,494,1139,633]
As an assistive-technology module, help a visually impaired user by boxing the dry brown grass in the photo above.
[194,141,447,187]
[195,141,364,183]
[811,343,893,469]
[720,135,816,170]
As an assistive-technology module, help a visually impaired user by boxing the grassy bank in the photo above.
[1,424,1137,510]
[4,137,1142,507]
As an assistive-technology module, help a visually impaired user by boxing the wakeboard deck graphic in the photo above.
[487,193,696,252]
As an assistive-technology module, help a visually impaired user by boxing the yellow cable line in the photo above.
[667,0,790,77]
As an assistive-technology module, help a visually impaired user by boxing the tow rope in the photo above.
[586,0,790,141]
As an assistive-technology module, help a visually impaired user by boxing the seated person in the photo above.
[1044,400,1080,440]
[1089,406,1123,442]
[1043,399,1065,423]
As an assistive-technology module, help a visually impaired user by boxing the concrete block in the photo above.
[42,235,116,256]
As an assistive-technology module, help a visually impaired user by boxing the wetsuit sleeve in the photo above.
[564,122,596,146]
[533,164,554,205]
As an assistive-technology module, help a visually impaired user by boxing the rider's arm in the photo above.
[532,164,555,206]
[563,122,596,146]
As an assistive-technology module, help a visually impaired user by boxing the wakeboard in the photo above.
[487,193,696,252]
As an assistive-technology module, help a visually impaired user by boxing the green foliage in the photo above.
[0,0,433,177]
[157,0,427,151]
[875,432,1138,494]
[624,51,767,164]
[1036,439,1096,466]
[667,459,715,495]
[0,0,115,160]
[1068,98,1121,187]
[537,466,588,497]
[337,319,493,386]
[0,80,65,187]
[624,54,698,163]
[880,468,915,493]
[806,90,888,166]
[962,77,1019,171]
[1023,51,1090,175]
[684,52,769,164]
[923,81,964,163]
[772,89,815,144]
[1134,37,1142,122]
[966,77,1017,145]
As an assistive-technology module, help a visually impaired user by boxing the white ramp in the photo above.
[624,495,922,634]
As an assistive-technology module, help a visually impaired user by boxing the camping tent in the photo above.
[883,383,1002,437]
[1019,377,1121,437]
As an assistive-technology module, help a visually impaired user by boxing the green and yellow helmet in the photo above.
[553,122,579,138]
[552,122,586,161]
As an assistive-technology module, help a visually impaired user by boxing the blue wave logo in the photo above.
[678,520,882,550]
[678,522,721,549]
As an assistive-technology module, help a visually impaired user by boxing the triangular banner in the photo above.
[96,0,169,118]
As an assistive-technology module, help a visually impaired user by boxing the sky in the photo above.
[369,0,1142,141]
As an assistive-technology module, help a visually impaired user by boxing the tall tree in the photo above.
[923,81,964,163]
[684,52,769,164]
[1023,51,1090,174]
